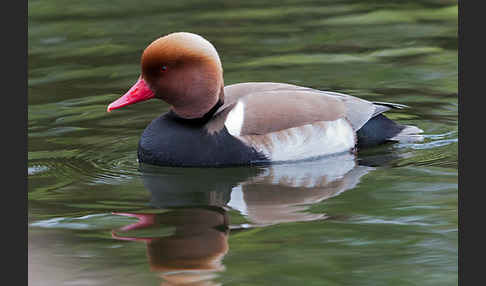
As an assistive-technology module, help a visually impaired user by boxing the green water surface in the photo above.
[28,0,458,285]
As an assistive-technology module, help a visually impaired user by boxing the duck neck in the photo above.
[169,98,224,125]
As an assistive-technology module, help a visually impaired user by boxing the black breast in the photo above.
[137,112,267,167]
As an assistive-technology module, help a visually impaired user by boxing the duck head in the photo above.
[107,32,224,119]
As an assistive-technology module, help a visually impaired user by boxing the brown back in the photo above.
[237,90,346,135]
[206,82,378,135]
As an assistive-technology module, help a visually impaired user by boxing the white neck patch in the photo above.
[225,101,245,136]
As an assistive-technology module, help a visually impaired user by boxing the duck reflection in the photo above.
[112,207,229,285]
[227,153,372,225]
[112,153,376,285]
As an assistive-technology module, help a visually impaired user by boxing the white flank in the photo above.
[241,118,355,162]
[225,101,245,136]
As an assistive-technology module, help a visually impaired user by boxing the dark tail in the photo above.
[357,114,423,148]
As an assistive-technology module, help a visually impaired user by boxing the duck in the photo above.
[107,32,423,167]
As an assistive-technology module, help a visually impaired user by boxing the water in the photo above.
[28,0,458,285]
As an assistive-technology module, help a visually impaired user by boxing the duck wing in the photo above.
[206,82,422,161]
[217,82,380,134]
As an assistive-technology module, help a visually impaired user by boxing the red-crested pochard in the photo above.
[107,32,423,167]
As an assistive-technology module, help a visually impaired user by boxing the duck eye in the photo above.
[161,65,168,72]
